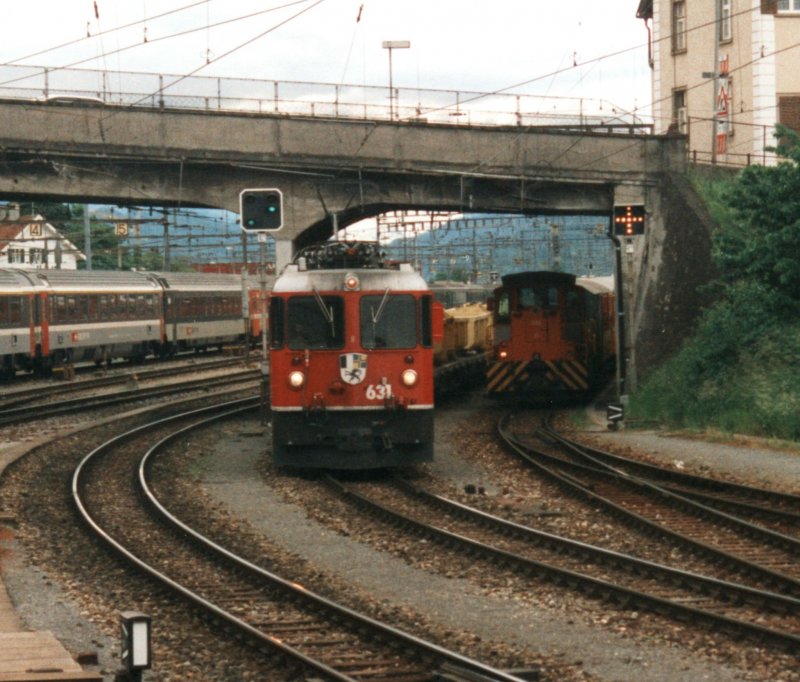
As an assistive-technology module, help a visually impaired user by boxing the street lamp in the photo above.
[382,40,410,120]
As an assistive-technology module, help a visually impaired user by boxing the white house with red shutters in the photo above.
[0,204,85,270]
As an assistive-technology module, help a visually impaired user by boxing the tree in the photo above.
[711,125,800,315]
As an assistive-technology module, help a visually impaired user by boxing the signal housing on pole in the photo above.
[240,188,283,232]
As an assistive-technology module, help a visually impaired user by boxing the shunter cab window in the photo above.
[494,291,511,322]
[519,286,558,310]
[287,295,344,350]
[360,293,417,349]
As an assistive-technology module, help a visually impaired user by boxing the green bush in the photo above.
[631,321,800,439]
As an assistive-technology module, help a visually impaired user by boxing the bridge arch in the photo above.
[0,98,714,391]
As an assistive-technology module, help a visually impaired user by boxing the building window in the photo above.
[778,96,800,132]
[720,0,732,41]
[672,1,687,53]
[8,248,24,264]
[28,248,42,265]
[673,89,688,134]
[777,0,800,11]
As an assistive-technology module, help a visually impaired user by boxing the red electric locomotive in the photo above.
[268,242,435,469]
[486,271,615,402]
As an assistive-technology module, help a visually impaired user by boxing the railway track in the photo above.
[498,413,800,598]
[323,472,800,655]
[0,355,255,409]
[71,400,532,682]
[541,419,800,535]
[0,366,259,426]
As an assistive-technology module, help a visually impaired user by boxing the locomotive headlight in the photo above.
[344,272,360,290]
[498,350,508,360]
[401,369,418,387]
[288,370,305,389]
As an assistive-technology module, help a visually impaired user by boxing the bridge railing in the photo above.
[0,63,652,133]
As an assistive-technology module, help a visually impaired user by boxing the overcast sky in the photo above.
[0,1,652,121]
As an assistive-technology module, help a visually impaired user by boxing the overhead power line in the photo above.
[0,0,318,90]
[1,0,210,67]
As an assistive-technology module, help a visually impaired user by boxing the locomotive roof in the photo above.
[500,271,577,288]
[12,268,161,292]
[273,263,428,293]
[499,271,613,296]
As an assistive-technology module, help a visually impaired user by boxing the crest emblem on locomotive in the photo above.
[339,352,368,385]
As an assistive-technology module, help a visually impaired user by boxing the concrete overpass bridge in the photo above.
[0,96,715,391]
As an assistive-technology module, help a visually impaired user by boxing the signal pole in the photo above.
[258,232,269,423]
[240,188,284,426]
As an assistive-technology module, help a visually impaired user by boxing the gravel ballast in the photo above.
[192,397,786,681]
[1,391,799,681]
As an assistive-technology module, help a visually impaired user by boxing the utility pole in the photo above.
[83,205,92,270]
[471,223,478,283]
[711,0,720,165]
[162,214,170,271]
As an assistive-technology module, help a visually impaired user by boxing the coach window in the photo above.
[1,297,23,326]
[66,296,77,321]
[287,295,344,350]
[54,295,66,322]
[12,297,22,324]
[361,293,417,349]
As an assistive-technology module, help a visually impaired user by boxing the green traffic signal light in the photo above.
[240,189,283,231]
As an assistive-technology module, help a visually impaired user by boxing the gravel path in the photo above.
[572,406,800,492]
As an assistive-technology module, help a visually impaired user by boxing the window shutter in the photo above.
[761,0,778,14]
[778,96,800,132]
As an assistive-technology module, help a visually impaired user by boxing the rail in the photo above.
[0,62,653,132]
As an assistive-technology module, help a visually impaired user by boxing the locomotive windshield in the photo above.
[286,295,344,350]
[519,286,559,309]
[360,294,417,349]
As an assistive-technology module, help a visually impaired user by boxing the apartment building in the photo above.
[636,0,800,166]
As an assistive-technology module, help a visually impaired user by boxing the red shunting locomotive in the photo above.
[486,270,615,402]
[268,242,435,469]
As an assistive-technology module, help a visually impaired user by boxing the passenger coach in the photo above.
[29,269,163,369]
[0,269,38,378]
[0,268,259,378]
[268,242,435,469]
[153,271,249,356]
